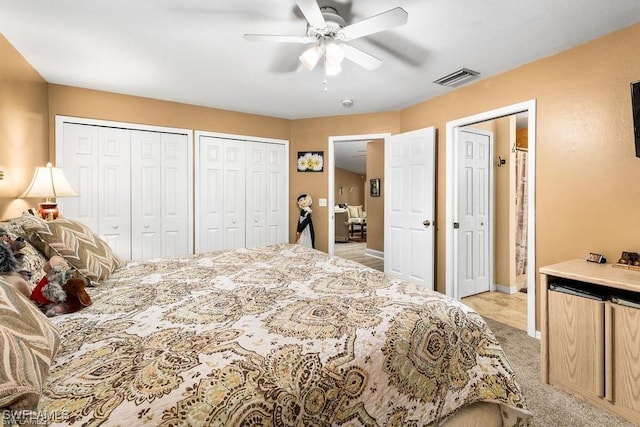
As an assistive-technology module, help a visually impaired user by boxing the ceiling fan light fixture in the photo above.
[299,45,324,70]
[325,61,342,76]
[324,42,344,65]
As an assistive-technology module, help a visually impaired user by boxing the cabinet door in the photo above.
[548,290,605,396]
[611,303,640,412]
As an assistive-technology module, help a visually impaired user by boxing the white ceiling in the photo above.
[1,1,639,120]
[335,140,368,175]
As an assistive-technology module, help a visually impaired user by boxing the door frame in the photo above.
[445,100,538,338]
[327,133,391,255]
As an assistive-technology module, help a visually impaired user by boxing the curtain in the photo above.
[515,150,528,276]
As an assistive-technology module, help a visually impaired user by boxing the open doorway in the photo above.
[445,100,537,338]
[327,133,390,271]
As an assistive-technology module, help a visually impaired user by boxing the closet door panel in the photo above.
[266,143,286,245]
[246,142,267,248]
[223,140,246,250]
[98,127,131,260]
[131,130,162,260]
[198,137,225,252]
[161,133,190,257]
[59,123,99,231]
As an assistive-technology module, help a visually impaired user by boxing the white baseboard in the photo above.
[364,248,384,259]
[494,284,518,295]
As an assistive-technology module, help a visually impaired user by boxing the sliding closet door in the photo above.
[130,130,190,260]
[197,136,246,251]
[160,133,190,257]
[97,127,131,260]
[60,123,99,229]
[246,142,286,247]
[131,130,163,260]
[60,124,132,260]
[198,136,225,252]
[246,142,268,247]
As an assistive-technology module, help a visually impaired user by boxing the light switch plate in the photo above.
[318,198,327,207]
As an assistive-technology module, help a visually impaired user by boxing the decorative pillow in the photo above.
[22,218,122,284]
[0,278,60,409]
[347,205,363,219]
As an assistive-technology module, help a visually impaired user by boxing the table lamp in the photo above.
[19,162,78,220]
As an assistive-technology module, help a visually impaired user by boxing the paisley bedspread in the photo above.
[40,244,531,426]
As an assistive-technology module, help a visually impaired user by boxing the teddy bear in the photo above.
[30,255,92,316]
[296,193,315,249]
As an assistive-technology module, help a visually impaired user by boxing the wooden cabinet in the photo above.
[540,259,640,425]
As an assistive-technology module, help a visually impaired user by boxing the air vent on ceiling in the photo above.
[433,68,480,87]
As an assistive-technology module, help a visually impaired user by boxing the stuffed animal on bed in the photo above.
[0,228,26,260]
[296,193,315,249]
[0,243,33,298]
[31,255,92,316]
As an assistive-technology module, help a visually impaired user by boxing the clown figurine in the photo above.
[296,194,315,249]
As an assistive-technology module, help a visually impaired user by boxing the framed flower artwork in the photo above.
[297,151,324,172]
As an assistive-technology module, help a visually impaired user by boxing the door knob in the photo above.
[423,220,431,227]
[144,224,150,228]
[112,225,118,229]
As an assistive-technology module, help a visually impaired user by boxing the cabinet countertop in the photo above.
[540,258,640,293]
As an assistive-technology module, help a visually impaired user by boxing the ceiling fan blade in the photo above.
[295,0,326,28]
[341,44,382,70]
[339,7,408,41]
[243,34,315,44]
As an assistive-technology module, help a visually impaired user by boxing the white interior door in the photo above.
[97,127,131,260]
[456,128,491,298]
[198,136,225,252]
[59,123,99,230]
[131,130,163,260]
[223,140,246,249]
[245,142,287,247]
[246,142,268,247]
[266,143,286,245]
[384,127,435,289]
[160,133,190,257]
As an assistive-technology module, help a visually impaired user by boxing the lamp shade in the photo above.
[19,162,78,200]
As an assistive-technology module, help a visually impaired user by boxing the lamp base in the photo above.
[38,202,59,221]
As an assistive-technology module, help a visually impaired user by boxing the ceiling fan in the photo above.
[243,0,408,76]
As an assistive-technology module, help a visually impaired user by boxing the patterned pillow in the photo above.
[0,278,60,409]
[22,218,122,284]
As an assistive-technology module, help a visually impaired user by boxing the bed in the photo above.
[1,215,531,426]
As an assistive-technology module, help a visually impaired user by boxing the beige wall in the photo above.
[289,113,401,253]
[334,167,364,207]
[3,23,640,330]
[366,139,384,252]
[402,23,640,301]
[0,34,50,219]
[47,84,290,149]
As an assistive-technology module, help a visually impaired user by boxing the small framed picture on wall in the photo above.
[370,178,380,197]
[297,151,324,172]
